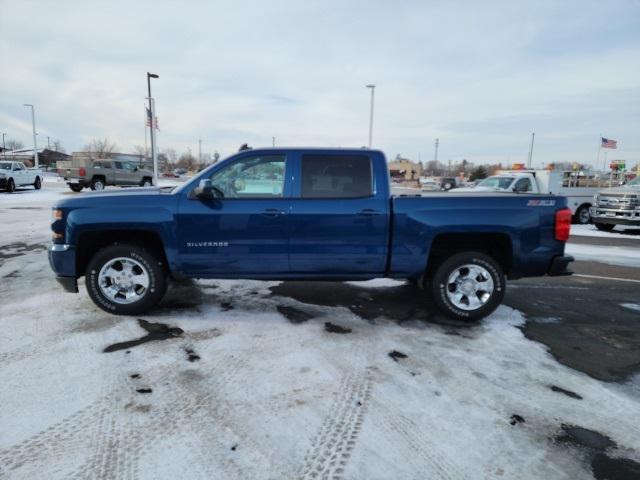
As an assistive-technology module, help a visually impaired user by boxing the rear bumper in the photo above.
[547,255,574,276]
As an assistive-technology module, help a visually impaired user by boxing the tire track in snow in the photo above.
[370,405,471,480]
[299,367,374,480]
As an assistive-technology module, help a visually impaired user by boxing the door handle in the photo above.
[261,208,285,217]
[358,209,382,216]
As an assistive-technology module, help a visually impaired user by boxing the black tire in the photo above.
[430,251,505,322]
[595,223,615,232]
[86,243,167,315]
[574,205,591,225]
[69,184,83,192]
[90,177,105,191]
[140,177,152,187]
[7,178,15,193]
[34,176,42,190]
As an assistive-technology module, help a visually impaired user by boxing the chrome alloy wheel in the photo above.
[98,257,150,304]
[445,264,494,311]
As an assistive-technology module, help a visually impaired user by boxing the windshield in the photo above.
[626,177,640,187]
[0,162,11,170]
[477,176,515,189]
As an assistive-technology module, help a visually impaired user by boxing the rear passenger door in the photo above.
[288,153,389,274]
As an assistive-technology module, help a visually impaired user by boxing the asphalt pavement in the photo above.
[508,233,640,383]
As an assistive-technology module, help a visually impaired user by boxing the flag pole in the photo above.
[144,104,148,163]
[596,134,602,171]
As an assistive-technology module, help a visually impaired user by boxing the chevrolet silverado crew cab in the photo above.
[49,148,573,321]
[0,161,43,192]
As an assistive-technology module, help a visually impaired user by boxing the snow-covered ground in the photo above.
[2,186,640,479]
[571,224,640,239]
[565,243,640,268]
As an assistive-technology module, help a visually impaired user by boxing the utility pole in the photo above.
[366,84,375,148]
[272,136,275,147]
[198,137,202,164]
[23,104,38,167]
[47,136,51,150]
[434,138,439,162]
[527,132,535,168]
[1,133,5,158]
[148,97,158,184]
[146,72,159,182]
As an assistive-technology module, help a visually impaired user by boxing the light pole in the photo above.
[527,132,535,168]
[147,72,159,184]
[24,104,39,168]
[366,84,375,148]
[1,133,5,158]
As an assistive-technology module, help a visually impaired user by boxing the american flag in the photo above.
[601,137,617,149]
[145,107,159,130]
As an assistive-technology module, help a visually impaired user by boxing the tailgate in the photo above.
[60,166,82,180]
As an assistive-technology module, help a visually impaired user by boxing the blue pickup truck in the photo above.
[49,148,573,321]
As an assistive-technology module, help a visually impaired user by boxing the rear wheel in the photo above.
[575,205,590,224]
[7,178,15,193]
[69,184,83,192]
[91,178,105,190]
[595,223,615,232]
[33,176,41,190]
[86,243,167,315]
[430,251,505,322]
[140,178,152,187]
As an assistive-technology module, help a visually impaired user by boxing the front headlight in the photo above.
[52,208,63,220]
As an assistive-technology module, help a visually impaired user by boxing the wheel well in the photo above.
[575,203,591,213]
[76,230,169,277]
[92,175,106,182]
[427,233,512,275]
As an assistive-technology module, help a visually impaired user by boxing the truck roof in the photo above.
[234,147,385,155]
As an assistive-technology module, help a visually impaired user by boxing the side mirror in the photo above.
[190,179,214,200]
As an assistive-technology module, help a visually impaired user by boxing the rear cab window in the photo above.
[301,154,373,198]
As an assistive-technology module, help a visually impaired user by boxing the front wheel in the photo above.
[6,178,15,193]
[140,178,152,187]
[430,251,505,322]
[86,243,167,315]
[595,223,615,232]
[34,176,42,190]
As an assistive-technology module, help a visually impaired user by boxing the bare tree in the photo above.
[133,144,150,158]
[162,148,178,165]
[84,138,117,156]
[177,152,197,171]
[51,139,65,153]
[5,139,24,151]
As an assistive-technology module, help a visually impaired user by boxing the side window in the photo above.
[114,161,123,169]
[515,178,532,192]
[301,155,372,198]
[208,155,285,198]
[94,161,103,168]
[14,163,24,171]
[123,163,136,172]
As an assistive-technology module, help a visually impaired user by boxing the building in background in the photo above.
[3,148,70,170]
[388,156,422,182]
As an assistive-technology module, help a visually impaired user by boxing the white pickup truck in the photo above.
[0,161,43,193]
[452,169,602,224]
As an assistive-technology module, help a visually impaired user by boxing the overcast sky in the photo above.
[1,0,639,167]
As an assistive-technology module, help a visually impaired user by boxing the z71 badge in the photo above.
[527,199,556,207]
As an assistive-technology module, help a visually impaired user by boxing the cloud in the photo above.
[0,0,638,167]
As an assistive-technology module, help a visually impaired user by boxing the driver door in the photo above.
[176,153,291,276]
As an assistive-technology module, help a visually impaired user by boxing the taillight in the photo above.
[79,167,86,176]
[555,208,572,241]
